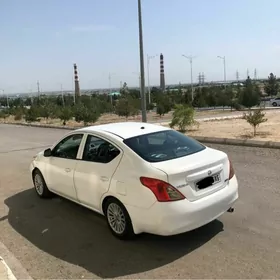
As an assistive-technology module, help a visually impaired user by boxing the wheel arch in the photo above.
[32,167,40,179]
[101,195,141,234]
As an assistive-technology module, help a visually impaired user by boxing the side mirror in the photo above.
[43,148,52,157]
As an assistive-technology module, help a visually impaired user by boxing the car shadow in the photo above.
[4,188,224,278]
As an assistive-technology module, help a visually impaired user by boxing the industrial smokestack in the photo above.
[160,53,165,92]
[73,63,80,98]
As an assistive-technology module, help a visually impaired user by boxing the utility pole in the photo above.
[147,54,157,105]
[37,80,40,101]
[30,89,33,104]
[60,84,65,106]
[109,73,115,104]
[247,69,250,79]
[182,54,196,101]
[217,56,226,83]
[0,89,9,107]
[138,0,147,122]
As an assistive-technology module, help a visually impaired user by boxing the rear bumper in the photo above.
[127,175,238,236]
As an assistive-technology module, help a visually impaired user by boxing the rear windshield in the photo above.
[123,129,206,163]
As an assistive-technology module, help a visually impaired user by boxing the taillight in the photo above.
[140,177,185,202]
[229,159,235,180]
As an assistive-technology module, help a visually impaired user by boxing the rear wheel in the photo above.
[32,169,53,198]
[272,102,277,107]
[104,198,135,240]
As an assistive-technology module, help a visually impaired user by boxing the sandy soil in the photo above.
[1,110,279,142]
[0,109,231,127]
[186,111,280,141]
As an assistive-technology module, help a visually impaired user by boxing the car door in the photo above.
[73,134,123,211]
[45,133,84,201]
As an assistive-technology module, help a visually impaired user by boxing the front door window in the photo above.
[52,134,83,160]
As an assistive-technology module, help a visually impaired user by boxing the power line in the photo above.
[37,80,40,100]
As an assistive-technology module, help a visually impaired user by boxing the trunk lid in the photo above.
[150,147,230,201]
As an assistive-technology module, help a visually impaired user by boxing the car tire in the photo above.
[32,169,53,198]
[272,102,277,107]
[104,198,135,240]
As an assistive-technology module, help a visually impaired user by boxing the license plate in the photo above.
[212,173,221,184]
[195,172,221,190]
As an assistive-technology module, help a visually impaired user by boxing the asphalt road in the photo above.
[0,124,279,279]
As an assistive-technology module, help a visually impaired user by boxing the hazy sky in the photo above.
[1,0,280,93]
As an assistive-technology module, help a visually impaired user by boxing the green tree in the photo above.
[239,76,260,108]
[243,109,267,136]
[39,103,55,122]
[25,106,39,122]
[156,95,172,115]
[14,106,25,120]
[81,107,100,126]
[206,87,218,107]
[58,107,72,125]
[183,88,193,105]
[264,73,279,96]
[0,110,9,120]
[192,89,207,107]
[73,104,85,123]
[115,96,136,119]
[169,104,198,132]
[156,104,165,117]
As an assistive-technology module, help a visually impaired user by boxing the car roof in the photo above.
[76,122,170,139]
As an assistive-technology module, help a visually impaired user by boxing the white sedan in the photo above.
[30,122,238,240]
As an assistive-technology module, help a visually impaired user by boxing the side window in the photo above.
[82,135,120,163]
[52,134,83,160]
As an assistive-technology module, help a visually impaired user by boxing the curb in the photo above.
[0,242,33,280]
[0,257,17,280]
[2,122,77,130]
[193,136,280,149]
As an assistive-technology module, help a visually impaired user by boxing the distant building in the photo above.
[108,91,121,96]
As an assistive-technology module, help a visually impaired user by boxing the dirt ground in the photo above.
[186,111,280,141]
[1,110,280,142]
[0,109,231,127]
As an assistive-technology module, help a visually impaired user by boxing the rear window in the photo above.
[123,129,206,162]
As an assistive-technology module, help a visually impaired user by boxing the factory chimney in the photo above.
[160,53,165,92]
[73,63,80,98]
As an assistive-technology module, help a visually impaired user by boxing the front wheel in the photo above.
[32,169,53,198]
[105,198,135,240]
[272,102,277,107]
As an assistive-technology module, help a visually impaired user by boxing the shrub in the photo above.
[58,107,73,125]
[14,111,23,121]
[156,104,165,117]
[169,104,198,132]
[25,106,39,122]
[0,110,9,120]
[243,109,267,136]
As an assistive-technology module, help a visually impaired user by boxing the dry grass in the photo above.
[185,111,280,142]
[0,109,235,127]
[1,109,280,142]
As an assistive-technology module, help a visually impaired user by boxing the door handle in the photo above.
[65,168,71,173]
[100,176,109,182]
